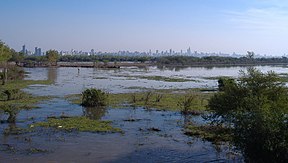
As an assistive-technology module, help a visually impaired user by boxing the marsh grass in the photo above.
[33,116,122,133]
[185,123,232,143]
[0,79,52,123]
[66,89,212,111]
[177,94,196,114]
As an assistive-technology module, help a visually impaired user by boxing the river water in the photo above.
[1,65,287,162]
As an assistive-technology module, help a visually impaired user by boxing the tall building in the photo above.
[38,48,41,56]
[34,47,42,56]
[22,45,26,55]
[34,47,38,55]
[187,47,191,55]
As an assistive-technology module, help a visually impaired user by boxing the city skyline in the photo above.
[1,0,288,56]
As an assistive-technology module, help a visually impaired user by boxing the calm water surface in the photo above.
[2,65,286,162]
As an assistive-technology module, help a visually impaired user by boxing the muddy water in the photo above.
[2,65,287,162]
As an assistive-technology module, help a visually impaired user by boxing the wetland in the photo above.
[1,65,288,162]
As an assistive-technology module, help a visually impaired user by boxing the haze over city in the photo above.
[1,0,288,56]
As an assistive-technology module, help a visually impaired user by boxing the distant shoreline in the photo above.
[16,61,288,68]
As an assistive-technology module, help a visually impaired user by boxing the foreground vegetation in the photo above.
[206,68,288,162]
[0,67,52,123]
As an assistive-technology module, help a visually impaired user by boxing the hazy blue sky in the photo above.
[1,0,288,55]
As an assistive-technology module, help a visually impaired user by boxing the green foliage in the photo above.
[67,89,211,111]
[208,68,288,162]
[81,88,107,107]
[10,51,24,64]
[217,77,235,91]
[0,41,12,62]
[185,123,232,143]
[0,66,25,81]
[1,89,24,101]
[46,49,59,66]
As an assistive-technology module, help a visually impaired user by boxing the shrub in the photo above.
[81,88,107,107]
[178,94,196,114]
[207,68,288,162]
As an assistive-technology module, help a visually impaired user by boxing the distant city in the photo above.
[20,45,283,58]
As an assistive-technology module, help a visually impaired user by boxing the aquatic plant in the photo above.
[143,91,153,106]
[33,116,122,133]
[81,88,107,107]
[185,123,232,143]
[155,93,164,102]
[131,93,137,103]
[178,94,197,114]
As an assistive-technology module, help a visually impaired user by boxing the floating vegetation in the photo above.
[184,123,232,143]
[33,116,122,133]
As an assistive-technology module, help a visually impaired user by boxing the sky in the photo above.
[1,0,288,56]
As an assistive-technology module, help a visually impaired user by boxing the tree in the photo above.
[246,51,255,59]
[46,49,59,66]
[0,41,13,85]
[10,51,24,66]
[81,88,107,107]
[208,68,288,162]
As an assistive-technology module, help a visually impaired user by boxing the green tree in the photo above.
[208,68,288,162]
[10,51,24,66]
[46,49,59,66]
[0,41,13,85]
[81,88,107,107]
[246,51,255,59]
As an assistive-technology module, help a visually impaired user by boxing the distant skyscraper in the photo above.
[187,47,191,55]
[34,47,42,56]
[35,47,38,55]
[22,45,26,55]
[38,48,41,56]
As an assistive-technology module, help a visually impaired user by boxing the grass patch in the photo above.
[0,80,52,90]
[66,89,213,111]
[32,116,122,133]
[0,79,52,122]
[0,94,51,109]
[184,123,232,143]
[0,80,52,110]
[110,90,212,111]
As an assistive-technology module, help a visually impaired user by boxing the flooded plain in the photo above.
[1,65,288,162]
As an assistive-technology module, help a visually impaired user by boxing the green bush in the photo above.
[81,88,107,107]
[208,68,288,162]
[0,89,24,101]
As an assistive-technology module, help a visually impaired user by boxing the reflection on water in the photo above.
[47,68,57,84]
[83,106,107,120]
